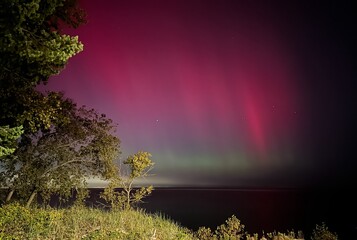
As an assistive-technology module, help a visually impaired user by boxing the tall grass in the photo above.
[0,203,338,240]
[0,203,193,240]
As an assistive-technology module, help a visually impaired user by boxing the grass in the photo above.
[0,203,338,240]
[0,203,193,240]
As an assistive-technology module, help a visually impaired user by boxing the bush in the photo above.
[0,202,62,239]
[196,226,215,240]
[215,215,246,239]
[311,223,338,240]
[195,215,246,240]
[195,216,305,240]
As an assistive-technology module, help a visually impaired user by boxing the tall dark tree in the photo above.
[0,0,85,87]
[0,0,85,133]
[0,0,87,183]
[0,1,122,206]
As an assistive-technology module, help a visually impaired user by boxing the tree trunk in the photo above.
[26,190,37,207]
[126,188,131,209]
[125,180,134,209]
[6,189,15,202]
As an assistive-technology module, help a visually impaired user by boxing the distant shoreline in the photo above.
[1,186,349,191]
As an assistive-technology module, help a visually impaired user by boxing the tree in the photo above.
[0,91,77,203]
[0,2,88,203]
[1,94,120,206]
[1,89,73,133]
[0,0,85,87]
[0,0,86,156]
[101,151,154,210]
[0,125,23,158]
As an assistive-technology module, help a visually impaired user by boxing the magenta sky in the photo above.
[41,0,356,187]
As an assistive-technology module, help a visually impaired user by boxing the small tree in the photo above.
[215,215,246,240]
[195,227,215,240]
[101,151,154,210]
[311,223,338,240]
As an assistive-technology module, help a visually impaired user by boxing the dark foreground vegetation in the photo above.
[0,201,338,240]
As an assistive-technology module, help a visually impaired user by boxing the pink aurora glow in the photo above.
[42,0,307,186]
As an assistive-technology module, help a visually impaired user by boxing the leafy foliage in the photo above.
[1,95,120,206]
[1,90,72,134]
[0,0,122,207]
[0,125,23,158]
[195,215,246,240]
[195,216,306,240]
[265,230,304,240]
[311,223,338,240]
[0,0,85,86]
[0,0,85,161]
[100,151,154,210]
[0,202,63,239]
[195,227,214,240]
[215,215,246,239]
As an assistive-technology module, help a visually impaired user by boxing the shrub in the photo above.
[311,223,338,240]
[195,215,246,240]
[215,215,246,239]
[196,226,215,240]
[195,216,306,240]
[100,151,154,210]
[0,202,62,239]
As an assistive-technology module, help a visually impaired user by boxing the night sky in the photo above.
[39,0,356,188]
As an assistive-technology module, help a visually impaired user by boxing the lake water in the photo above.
[116,188,357,239]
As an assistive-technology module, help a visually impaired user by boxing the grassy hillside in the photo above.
[0,203,337,240]
[0,203,193,240]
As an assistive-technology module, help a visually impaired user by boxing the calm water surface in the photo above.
[131,188,356,239]
[47,187,357,239]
